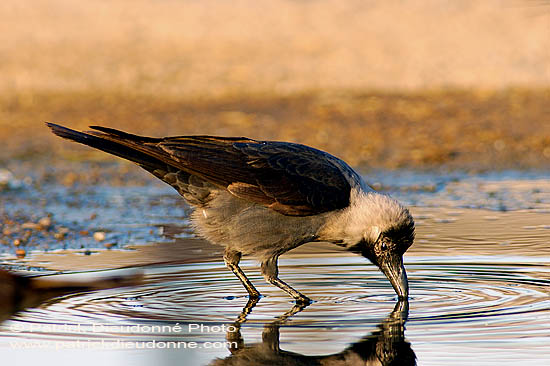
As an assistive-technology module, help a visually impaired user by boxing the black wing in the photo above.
[160,137,363,215]
[47,123,364,216]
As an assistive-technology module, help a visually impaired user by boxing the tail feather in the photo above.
[46,122,165,170]
[89,125,160,143]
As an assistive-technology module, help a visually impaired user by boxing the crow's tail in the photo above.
[46,122,166,170]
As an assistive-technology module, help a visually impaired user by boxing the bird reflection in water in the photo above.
[0,269,142,323]
[210,299,415,366]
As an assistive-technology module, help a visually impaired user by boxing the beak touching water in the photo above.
[379,255,409,299]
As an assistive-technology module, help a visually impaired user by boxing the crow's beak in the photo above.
[380,255,408,299]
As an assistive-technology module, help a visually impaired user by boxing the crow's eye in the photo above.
[380,240,388,251]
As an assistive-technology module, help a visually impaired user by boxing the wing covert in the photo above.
[160,138,362,216]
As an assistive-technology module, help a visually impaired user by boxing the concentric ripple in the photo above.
[2,255,549,352]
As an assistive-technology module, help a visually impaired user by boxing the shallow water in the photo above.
[1,170,549,365]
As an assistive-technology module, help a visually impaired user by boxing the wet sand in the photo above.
[6,206,549,272]
[3,169,550,258]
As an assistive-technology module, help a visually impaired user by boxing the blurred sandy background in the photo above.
[1,0,549,171]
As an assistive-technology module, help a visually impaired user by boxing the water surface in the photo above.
[1,170,549,365]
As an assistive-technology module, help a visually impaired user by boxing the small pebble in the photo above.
[38,216,52,229]
[104,242,116,249]
[22,222,40,230]
[93,231,106,242]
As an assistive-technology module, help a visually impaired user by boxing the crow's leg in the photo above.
[261,256,312,305]
[224,249,261,299]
